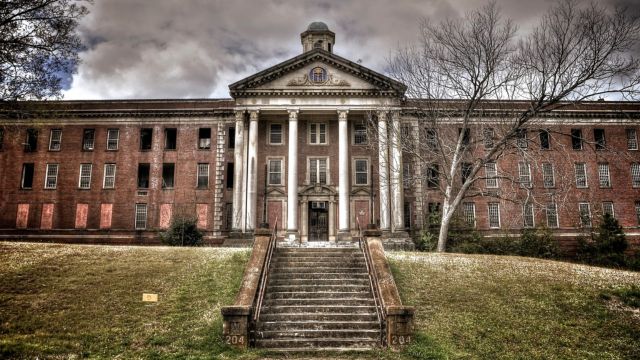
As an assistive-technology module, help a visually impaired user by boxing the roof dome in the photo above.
[307,21,329,31]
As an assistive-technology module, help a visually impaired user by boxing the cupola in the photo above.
[301,21,335,53]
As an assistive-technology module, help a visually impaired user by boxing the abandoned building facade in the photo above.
[0,22,639,251]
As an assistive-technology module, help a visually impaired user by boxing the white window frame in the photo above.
[542,163,555,188]
[135,203,147,230]
[575,163,588,188]
[518,162,532,188]
[631,163,640,188]
[602,201,615,218]
[635,201,640,225]
[268,123,283,145]
[488,202,501,228]
[483,128,494,149]
[516,129,528,149]
[579,203,592,227]
[463,202,476,228]
[48,129,62,151]
[45,163,59,189]
[485,162,498,188]
[107,129,119,150]
[103,163,116,189]
[78,163,92,189]
[546,203,559,228]
[308,157,329,185]
[308,123,328,145]
[598,163,611,188]
[267,158,284,185]
[523,202,535,228]
[352,121,368,145]
[353,158,370,186]
[197,163,209,188]
[627,129,638,150]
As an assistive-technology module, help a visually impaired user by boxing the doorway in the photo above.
[308,201,328,241]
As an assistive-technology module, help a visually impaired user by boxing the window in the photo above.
[137,163,150,189]
[269,124,283,145]
[197,163,209,188]
[140,128,153,150]
[575,163,588,188]
[516,129,527,149]
[485,162,498,188]
[309,158,328,184]
[0,128,4,150]
[78,164,92,189]
[636,201,640,225]
[107,129,119,150]
[135,204,147,230]
[458,128,470,147]
[45,164,59,189]
[523,202,535,228]
[632,163,640,188]
[426,128,438,151]
[403,162,411,188]
[268,159,283,185]
[49,129,62,151]
[25,129,38,152]
[602,202,615,218]
[546,203,559,228]
[21,163,34,189]
[162,163,175,188]
[82,129,95,150]
[228,127,235,149]
[401,124,411,141]
[518,162,532,188]
[226,163,234,189]
[103,164,116,189]
[164,128,177,150]
[198,128,211,149]
[404,202,412,229]
[579,203,592,227]
[483,128,494,149]
[571,129,583,150]
[461,162,472,184]
[598,163,611,188]
[542,163,555,188]
[353,121,367,145]
[309,123,327,144]
[427,163,439,188]
[354,159,369,185]
[463,202,476,228]
[539,129,550,150]
[594,129,605,150]
[428,202,441,225]
[488,203,500,228]
[627,129,638,150]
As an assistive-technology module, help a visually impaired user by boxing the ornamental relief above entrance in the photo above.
[287,66,351,87]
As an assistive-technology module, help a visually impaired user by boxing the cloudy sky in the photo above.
[62,0,639,100]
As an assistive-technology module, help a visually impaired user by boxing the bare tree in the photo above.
[382,1,640,252]
[0,0,90,101]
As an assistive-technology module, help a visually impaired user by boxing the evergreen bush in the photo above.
[161,217,203,247]
[576,214,628,267]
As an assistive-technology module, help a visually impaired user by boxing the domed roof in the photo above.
[307,21,329,31]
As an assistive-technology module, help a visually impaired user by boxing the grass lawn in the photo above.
[0,242,638,359]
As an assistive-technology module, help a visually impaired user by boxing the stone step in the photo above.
[269,272,370,280]
[271,266,367,273]
[264,291,371,300]
[262,298,376,306]
[261,305,377,315]
[257,320,380,331]
[258,313,378,322]
[268,278,370,286]
[273,253,363,259]
[255,329,380,340]
[266,284,371,293]
[272,258,365,265]
[254,337,379,349]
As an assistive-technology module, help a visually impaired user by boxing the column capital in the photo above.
[287,109,299,120]
[249,110,259,121]
[390,110,401,120]
[337,109,349,121]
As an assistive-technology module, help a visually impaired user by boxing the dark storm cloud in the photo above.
[62,0,639,100]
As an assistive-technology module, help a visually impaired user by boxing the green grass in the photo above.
[0,243,638,359]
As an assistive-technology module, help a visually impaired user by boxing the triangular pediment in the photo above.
[229,49,406,98]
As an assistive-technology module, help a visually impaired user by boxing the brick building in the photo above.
[0,22,639,250]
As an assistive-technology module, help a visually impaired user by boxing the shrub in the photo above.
[519,227,560,259]
[415,230,438,251]
[161,217,203,246]
[576,214,628,268]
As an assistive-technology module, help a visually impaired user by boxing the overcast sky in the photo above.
[61,0,639,100]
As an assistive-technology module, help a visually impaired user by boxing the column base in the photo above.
[285,230,299,242]
[337,230,352,241]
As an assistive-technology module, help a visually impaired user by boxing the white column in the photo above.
[246,110,259,231]
[377,111,391,232]
[286,109,299,239]
[338,110,350,234]
[241,118,249,231]
[389,110,405,231]
[232,111,245,231]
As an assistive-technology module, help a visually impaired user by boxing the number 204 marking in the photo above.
[225,335,245,345]
[391,335,411,345]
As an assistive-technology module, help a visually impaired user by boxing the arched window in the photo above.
[309,67,327,83]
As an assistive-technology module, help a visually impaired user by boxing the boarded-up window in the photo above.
[16,204,29,229]
[197,204,208,229]
[159,204,172,229]
[41,203,54,229]
[75,204,88,229]
[100,203,113,229]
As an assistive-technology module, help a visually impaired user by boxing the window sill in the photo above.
[164,149,176,151]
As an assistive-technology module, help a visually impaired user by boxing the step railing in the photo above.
[253,218,278,323]
[357,219,387,346]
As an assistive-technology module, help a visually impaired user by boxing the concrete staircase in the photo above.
[254,247,381,351]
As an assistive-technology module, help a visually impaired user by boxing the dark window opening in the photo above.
[162,163,175,188]
[21,163,34,189]
[198,128,211,149]
[461,162,472,184]
[140,128,153,150]
[516,129,527,149]
[428,202,441,226]
[594,129,605,150]
[459,128,470,147]
[327,43,332,53]
[571,129,583,150]
[164,128,177,150]
[25,129,38,152]
[82,129,95,150]
[0,128,5,150]
[426,128,438,151]
[228,127,235,149]
[404,202,412,229]
[427,164,439,188]
[226,163,234,189]
[539,129,550,149]
[138,163,150,188]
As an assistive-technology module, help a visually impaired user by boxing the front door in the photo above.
[308,201,328,241]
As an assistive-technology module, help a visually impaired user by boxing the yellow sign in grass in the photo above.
[142,293,158,302]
